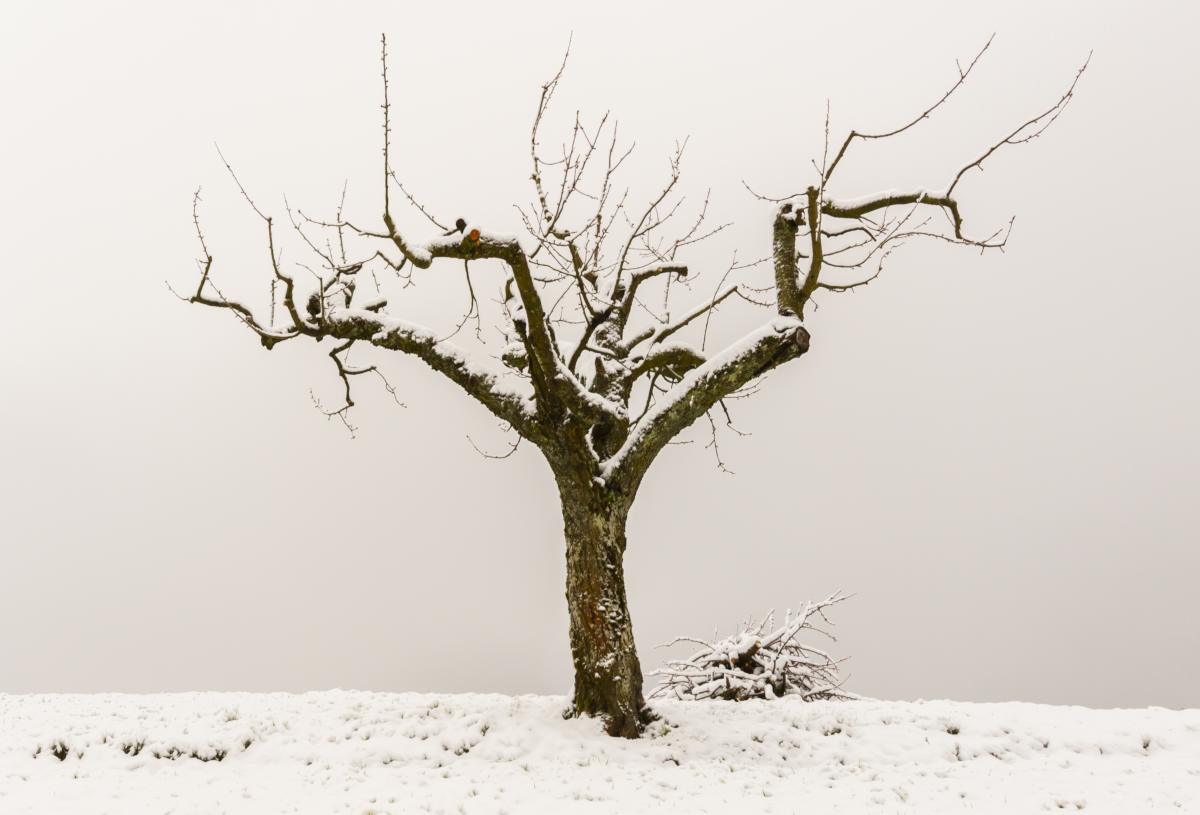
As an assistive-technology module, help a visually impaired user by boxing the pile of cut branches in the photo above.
[649,593,853,702]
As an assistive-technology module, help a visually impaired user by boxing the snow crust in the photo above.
[2,691,1196,814]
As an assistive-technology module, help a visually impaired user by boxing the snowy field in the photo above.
[1,692,1196,814]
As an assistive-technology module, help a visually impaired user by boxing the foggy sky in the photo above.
[1,0,1197,709]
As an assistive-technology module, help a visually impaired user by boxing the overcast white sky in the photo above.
[1,0,1196,709]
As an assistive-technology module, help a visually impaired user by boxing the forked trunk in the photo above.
[557,481,647,738]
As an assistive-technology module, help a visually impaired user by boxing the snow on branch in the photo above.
[649,593,854,702]
[182,35,1084,483]
[601,316,809,484]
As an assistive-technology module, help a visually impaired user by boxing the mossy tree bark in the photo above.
[555,476,645,737]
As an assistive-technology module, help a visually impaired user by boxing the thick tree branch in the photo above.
[822,190,965,237]
[626,342,707,382]
[323,307,539,438]
[602,317,810,486]
[377,219,625,424]
[772,203,804,315]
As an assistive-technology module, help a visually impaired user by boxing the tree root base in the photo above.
[562,701,658,739]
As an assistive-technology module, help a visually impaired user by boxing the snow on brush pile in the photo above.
[650,594,852,702]
[1,692,1197,814]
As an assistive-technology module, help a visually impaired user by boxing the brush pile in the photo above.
[649,592,852,701]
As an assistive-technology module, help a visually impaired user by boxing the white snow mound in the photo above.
[1,691,1196,813]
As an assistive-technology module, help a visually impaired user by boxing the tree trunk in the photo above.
[557,480,647,738]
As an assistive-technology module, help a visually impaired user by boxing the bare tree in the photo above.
[180,35,1087,737]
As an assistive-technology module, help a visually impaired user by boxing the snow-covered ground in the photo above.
[1,691,1196,813]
